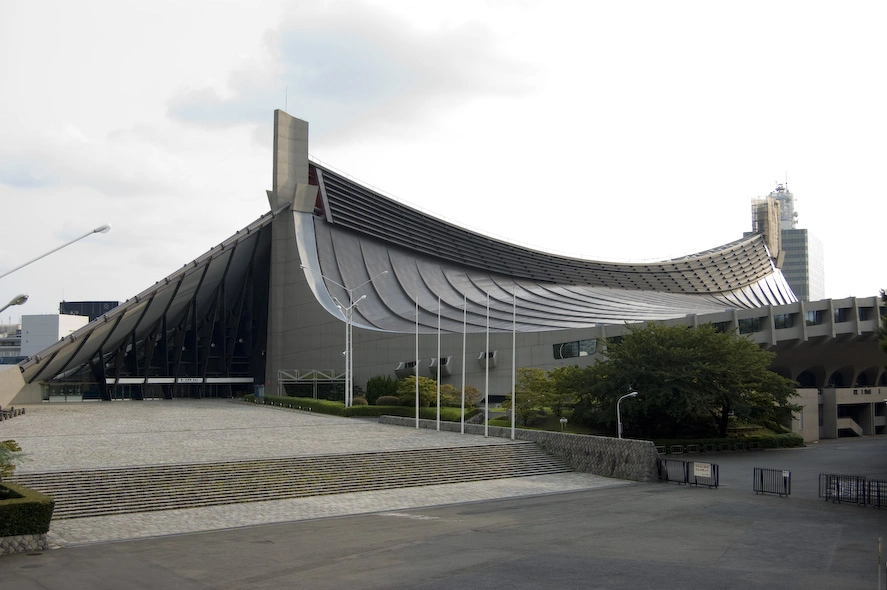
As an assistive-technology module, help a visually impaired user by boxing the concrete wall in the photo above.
[275,296,886,404]
[792,388,820,443]
[378,416,660,482]
[0,365,25,407]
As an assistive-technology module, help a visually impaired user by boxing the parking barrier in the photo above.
[753,467,791,497]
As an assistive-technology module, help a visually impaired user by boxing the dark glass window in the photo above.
[553,338,597,360]
[774,314,795,329]
[712,321,731,333]
[738,317,763,334]
[805,310,823,326]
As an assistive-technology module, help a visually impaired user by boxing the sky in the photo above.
[1,0,885,323]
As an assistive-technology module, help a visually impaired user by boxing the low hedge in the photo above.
[344,406,480,420]
[248,395,345,416]
[0,482,55,536]
[654,432,804,450]
[245,394,480,422]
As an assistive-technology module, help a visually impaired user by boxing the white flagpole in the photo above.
[415,296,419,429]
[512,287,516,440]
[461,293,466,434]
[485,290,489,438]
[436,295,441,431]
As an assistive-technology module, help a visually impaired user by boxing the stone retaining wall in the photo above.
[0,533,49,556]
[378,416,659,482]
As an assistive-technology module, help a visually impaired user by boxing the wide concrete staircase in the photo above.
[10,441,570,520]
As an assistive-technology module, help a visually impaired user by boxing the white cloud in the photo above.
[0,0,885,322]
[168,2,533,141]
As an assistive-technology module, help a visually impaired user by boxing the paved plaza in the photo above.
[1,399,627,546]
[2,401,887,588]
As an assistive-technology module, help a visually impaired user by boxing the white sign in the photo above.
[693,463,712,478]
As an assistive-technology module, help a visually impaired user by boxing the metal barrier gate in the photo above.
[753,467,791,497]
[819,473,887,507]
[656,459,719,488]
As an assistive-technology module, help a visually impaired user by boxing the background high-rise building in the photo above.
[59,301,119,321]
[762,184,825,301]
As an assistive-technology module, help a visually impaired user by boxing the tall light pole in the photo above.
[0,293,29,316]
[333,295,366,407]
[617,391,639,439]
[0,224,111,280]
[300,265,388,407]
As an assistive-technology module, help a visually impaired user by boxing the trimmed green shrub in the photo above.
[375,395,401,406]
[257,395,345,416]
[1,439,23,480]
[345,406,416,418]
[653,432,804,450]
[351,397,368,406]
[0,482,55,536]
[366,375,397,405]
[343,405,481,421]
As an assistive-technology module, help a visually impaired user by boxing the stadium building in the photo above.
[1,111,884,441]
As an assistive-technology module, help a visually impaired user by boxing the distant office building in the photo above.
[780,228,825,301]
[59,301,119,321]
[20,315,89,358]
[754,184,825,302]
[0,325,23,365]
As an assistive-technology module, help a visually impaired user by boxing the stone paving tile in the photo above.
[2,399,632,547]
[2,400,509,472]
[47,473,631,547]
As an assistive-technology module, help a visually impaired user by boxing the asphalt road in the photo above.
[4,437,887,590]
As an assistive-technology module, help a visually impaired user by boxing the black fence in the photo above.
[819,473,887,507]
[656,459,719,488]
[753,467,791,497]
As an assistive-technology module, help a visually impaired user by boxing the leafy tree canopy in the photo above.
[395,375,438,407]
[502,368,552,425]
[0,440,22,480]
[572,322,799,438]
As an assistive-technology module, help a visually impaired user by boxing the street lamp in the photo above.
[0,293,29,316]
[333,294,366,407]
[616,391,639,439]
[0,224,111,280]
[300,265,388,407]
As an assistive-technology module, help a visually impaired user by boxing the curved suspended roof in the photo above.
[297,162,796,335]
[15,111,796,387]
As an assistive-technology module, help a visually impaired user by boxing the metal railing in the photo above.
[753,467,791,497]
[819,473,887,507]
[656,459,719,488]
[657,458,689,484]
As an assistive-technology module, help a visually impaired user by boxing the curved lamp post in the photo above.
[616,391,639,439]
[0,293,29,316]
[0,224,111,280]
[300,265,389,407]
[333,294,366,407]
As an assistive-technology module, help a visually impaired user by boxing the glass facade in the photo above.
[553,338,597,360]
[780,229,825,301]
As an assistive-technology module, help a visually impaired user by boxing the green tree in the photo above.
[0,440,22,481]
[462,385,481,408]
[502,368,553,425]
[573,322,799,438]
[548,365,584,417]
[395,375,438,407]
[365,375,397,405]
[438,384,478,408]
